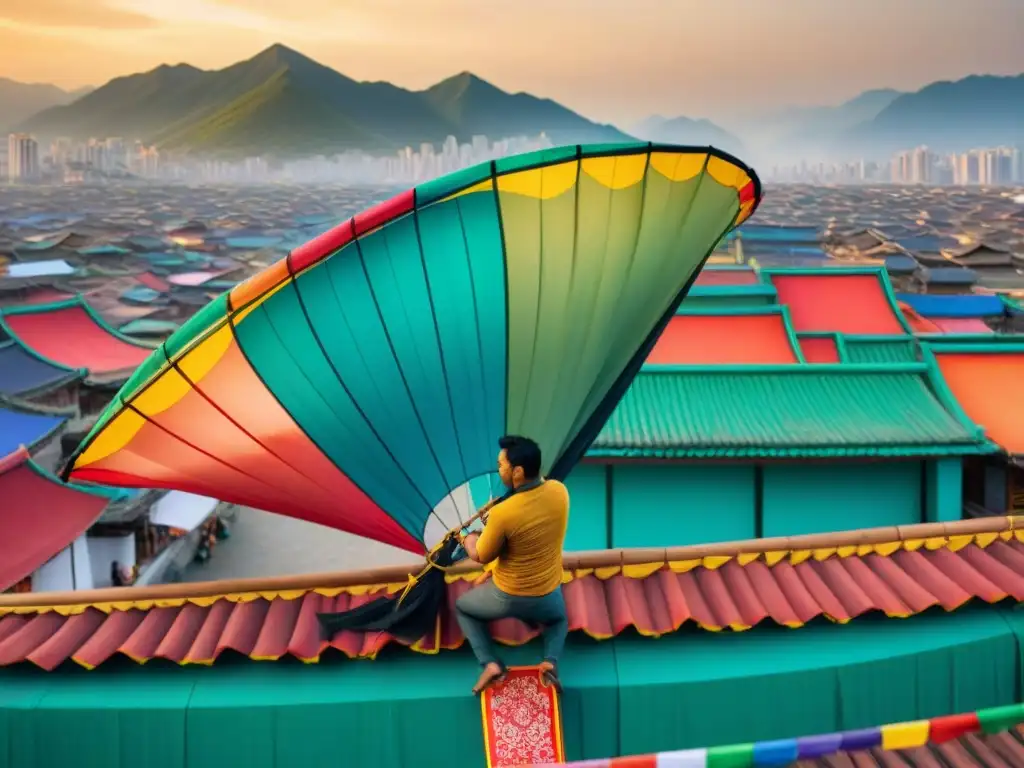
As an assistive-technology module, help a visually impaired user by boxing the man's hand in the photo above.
[461,532,481,562]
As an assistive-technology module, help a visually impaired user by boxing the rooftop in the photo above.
[0,516,1020,670]
[0,296,155,380]
[0,448,110,592]
[591,363,990,459]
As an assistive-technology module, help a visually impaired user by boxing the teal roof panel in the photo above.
[590,365,992,458]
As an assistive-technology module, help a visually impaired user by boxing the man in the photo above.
[456,435,570,695]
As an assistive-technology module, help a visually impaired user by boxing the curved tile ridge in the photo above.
[0,518,1022,670]
[0,516,1019,616]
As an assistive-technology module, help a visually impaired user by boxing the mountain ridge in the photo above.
[842,73,1024,156]
[17,44,632,157]
[0,78,93,132]
[629,115,744,155]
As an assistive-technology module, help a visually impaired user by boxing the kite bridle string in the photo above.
[396,504,492,606]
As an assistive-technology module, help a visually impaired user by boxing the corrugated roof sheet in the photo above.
[843,337,920,364]
[897,293,1007,318]
[591,366,988,458]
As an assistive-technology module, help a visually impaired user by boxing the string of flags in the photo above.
[530,702,1024,767]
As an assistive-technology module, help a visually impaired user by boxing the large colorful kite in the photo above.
[64,143,761,553]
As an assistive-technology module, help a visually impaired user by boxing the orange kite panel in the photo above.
[648,314,799,364]
[3,304,151,375]
[771,274,907,335]
[933,352,1024,454]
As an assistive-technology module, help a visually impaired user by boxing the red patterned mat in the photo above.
[481,666,565,767]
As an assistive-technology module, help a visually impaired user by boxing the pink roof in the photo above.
[1,300,152,375]
[167,271,224,287]
[0,448,108,591]
[931,318,993,334]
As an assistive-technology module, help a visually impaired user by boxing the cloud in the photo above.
[0,0,157,29]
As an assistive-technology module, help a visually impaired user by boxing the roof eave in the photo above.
[585,442,997,460]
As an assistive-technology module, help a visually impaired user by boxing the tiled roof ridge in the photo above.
[1,515,1017,614]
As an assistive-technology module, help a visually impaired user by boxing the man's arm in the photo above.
[463,512,506,564]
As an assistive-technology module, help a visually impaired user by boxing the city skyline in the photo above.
[6,129,1023,188]
[3,0,1024,124]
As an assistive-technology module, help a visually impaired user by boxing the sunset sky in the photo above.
[2,0,1023,124]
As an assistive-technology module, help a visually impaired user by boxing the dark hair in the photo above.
[498,435,542,479]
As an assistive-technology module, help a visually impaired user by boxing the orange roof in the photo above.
[898,301,942,334]
[932,350,1024,455]
[648,312,799,364]
[768,271,909,335]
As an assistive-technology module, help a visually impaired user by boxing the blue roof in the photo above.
[897,235,960,252]
[121,286,162,304]
[225,236,283,249]
[884,255,920,273]
[0,403,67,456]
[897,292,1007,318]
[0,342,80,397]
[78,245,132,256]
[926,267,978,285]
[739,224,820,243]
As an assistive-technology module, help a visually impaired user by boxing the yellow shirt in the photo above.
[474,479,569,597]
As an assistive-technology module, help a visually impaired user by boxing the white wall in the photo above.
[86,533,136,588]
[32,535,94,592]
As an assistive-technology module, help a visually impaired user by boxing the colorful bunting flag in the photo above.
[537,703,1024,768]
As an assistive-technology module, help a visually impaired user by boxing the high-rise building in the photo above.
[7,133,40,181]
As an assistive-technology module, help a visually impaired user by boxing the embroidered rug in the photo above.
[481,665,565,767]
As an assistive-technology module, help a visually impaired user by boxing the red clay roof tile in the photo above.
[1,534,1021,671]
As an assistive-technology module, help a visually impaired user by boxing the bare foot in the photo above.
[539,661,562,692]
[472,662,506,695]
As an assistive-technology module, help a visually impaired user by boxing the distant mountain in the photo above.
[845,74,1024,157]
[0,78,92,132]
[722,89,903,161]
[20,45,631,157]
[423,72,628,146]
[629,115,743,155]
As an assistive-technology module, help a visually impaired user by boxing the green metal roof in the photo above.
[590,364,994,458]
[841,335,920,364]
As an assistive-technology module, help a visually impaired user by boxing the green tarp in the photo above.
[1,607,1021,768]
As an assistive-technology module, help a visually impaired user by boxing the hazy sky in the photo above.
[2,0,1023,124]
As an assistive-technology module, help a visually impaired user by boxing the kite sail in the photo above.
[64,142,761,554]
